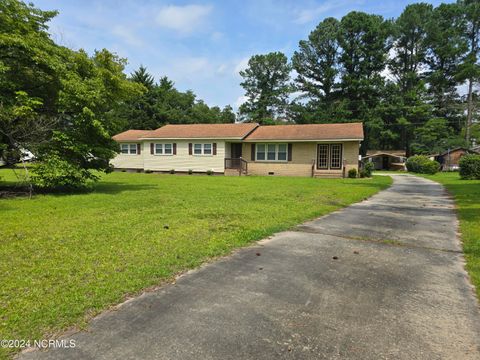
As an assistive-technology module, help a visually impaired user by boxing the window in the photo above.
[203,143,212,155]
[194,144,202,155]
[330,144,342,169]
[193,143,213,156]
[121,143,138,155]
[267,144,276,160]
[317,144,342,169]
[256,144,266,160]
[154,143,174,155]
[278,144,287,161]
[317,144,328,169]
[255,143,288,162]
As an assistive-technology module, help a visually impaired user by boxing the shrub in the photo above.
[459,154,480,180]
[31,155,96,190]
[206,170,213,176]
[364,162,374,177]
[406,155,440,174]
[145,169,153,174]
[169,169,175,174]
[348,168,357,178]
[188,169,193,175]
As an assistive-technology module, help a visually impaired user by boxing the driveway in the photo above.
[19,175,480,359]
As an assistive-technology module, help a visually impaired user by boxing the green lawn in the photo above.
[421,172,480,300]
[0,170,391,359]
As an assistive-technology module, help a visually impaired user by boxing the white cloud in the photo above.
[155,4,213,34]
[216,63,228,75]
[111,26,144,47]
[235,95,248,108]
[234,57,250,76]
[294,3,338,24]
[294,0,365,24]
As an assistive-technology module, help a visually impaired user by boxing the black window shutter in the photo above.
[173,143,177,155]
[150,143,154,154]
[188,143,192,155]
[288,143,292,161]
[213,143,217,155]
[137,143,141,155]
[251,144,255,161]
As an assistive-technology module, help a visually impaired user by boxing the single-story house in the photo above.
[362,150,406,171]
[432,147,480,171]
[111,122,364,178]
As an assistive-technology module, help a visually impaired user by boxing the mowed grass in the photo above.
[422,172,480,299]
[0,169,391,359]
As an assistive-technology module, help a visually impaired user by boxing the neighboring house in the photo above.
[432,147,480,171]
[111,122,363,178]
[362,150,406,171]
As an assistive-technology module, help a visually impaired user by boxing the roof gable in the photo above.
[112,130,154,141]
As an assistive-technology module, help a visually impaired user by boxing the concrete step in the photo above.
[224,169,245,176]
[314,172,343,178]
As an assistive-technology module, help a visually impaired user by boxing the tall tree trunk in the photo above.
[466,78,473,146]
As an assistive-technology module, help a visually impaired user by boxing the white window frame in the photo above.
[255,143,288,162]
[121,143,138,155]
[154,143,174,156]
[193,143,213,156]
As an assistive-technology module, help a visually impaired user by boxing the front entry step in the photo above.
[314,171,343,178]
[224,168,245,176]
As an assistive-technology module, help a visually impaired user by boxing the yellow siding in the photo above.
[111,142,145,169]
[143,140,225,172]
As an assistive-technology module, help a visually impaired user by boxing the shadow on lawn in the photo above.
[92,181,158,195]
[0,181,158,198]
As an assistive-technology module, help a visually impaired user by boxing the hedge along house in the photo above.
[111,122,364,177]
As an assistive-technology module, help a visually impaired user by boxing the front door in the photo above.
[382,156,389,170]
[231,143,242,158]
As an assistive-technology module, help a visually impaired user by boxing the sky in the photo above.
[32,0,453,110]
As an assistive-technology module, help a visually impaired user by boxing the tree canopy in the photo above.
[239,1,479,155]
[0,0,234,189]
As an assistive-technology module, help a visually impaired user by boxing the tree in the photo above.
[457,0,480,146]
[337,11,392,152]
[425,3,467,123]
[239,52,292,122]
[291,17,344,123]
[130,65,155,90]
[390,3,433,93]
[411,118,464,154]
[292,17,340,102]
[386,4,434,155]
[115,74,236,130]
[0,0,144,189]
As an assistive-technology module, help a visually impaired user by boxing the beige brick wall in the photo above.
[242,141,360,177]
[342,141,360,174]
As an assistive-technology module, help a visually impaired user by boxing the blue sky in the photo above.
[33,0,452,110]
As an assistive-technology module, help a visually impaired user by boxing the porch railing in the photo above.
[225,157,248,175]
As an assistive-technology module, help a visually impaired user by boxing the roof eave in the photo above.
[243,138,363,142]
[139,136,245,140]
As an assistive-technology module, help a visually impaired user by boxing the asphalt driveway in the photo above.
[19,175,480,359]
